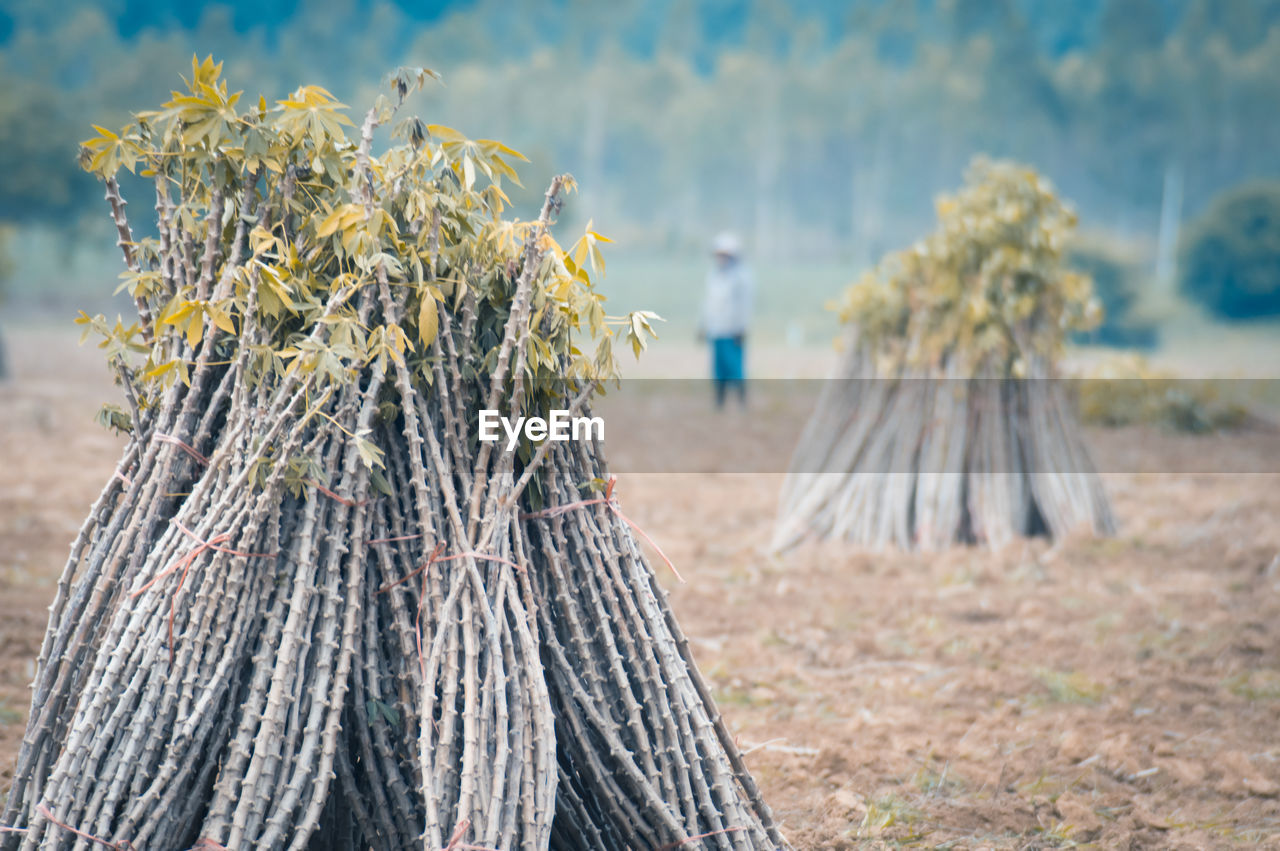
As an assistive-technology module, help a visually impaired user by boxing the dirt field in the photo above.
[2,324,1280,848]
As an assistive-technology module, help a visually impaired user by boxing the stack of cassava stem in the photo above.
[1,61,785,851]
[774,159,1114,552]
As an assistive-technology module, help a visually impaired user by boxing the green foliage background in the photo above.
[1068,237,1159,348]
[3,0,1280,331]
[1178,183,1280,319]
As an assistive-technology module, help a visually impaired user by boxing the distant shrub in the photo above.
[0,224,11,292]
[1179,182,1280,319]
[1068,236,1159,349]
[1076,355,1252,433]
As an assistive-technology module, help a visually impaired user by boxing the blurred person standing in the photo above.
[700,232,753,408]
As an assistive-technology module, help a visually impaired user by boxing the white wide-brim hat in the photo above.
[711,232,742,256]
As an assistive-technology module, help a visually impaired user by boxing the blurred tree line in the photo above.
[2,0,1280,319]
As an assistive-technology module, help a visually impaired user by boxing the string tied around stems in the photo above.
[656,826,746,850]
[376,543,524,595]
[522,475,683,583]
[130,519,277,664]
[303,478,369,507]
[0,808,229,849]
[442,817,501,850]
[33,804,135,849]
[376,542,525,677]
[153,432,210,466]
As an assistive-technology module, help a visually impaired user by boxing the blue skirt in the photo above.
[711,336,745,383]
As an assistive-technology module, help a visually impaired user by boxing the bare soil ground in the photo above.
[2,325,1279,848]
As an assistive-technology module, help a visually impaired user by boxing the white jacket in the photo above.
[701,260,754,338]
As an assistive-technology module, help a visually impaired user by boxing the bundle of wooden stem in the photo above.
[2,63,785,851]
[774,347,1115,552]
[774,160,1115,553]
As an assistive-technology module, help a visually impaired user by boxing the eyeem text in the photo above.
[478,409,605,451]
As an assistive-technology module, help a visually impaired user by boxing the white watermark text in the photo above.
[478,409,604,450]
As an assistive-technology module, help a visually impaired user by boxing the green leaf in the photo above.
[369,467,393,497]
[94,403,133,435]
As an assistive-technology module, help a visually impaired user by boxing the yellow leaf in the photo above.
[207,305,236,335]
[476,138,528,161]
[186,311,204,348]
[427,124,466,143]
[418,295,439,348]
[159,300,198,328]
[144,360,178,379]
[315,206,345,238]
